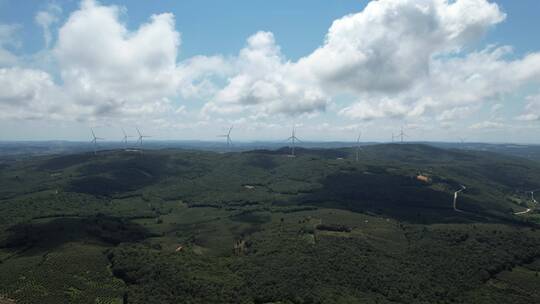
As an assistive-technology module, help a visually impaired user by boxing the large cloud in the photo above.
[298,0,505,93]
[340,46,540,120]
[324,0,539,122]
[0,68,59,119]
[2,0,228,122]
[54,0,182,117]
[2,0,540,132]
[204,31,328,117]
[206,0,530,119]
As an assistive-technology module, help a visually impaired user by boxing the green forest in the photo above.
[1,144,540,303]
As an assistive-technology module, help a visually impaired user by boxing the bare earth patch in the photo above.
[0,295,16,304]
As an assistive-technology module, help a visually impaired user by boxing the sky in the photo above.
[1,0,540,143]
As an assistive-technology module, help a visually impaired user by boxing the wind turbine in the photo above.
[459,137,467,149]
[90,128,104,155]
[136,127,151,148]
[121,128,133,148]
[355,131,362,162]
[397,126,408,143]
[286,126,302,157]
[218,125,233,150]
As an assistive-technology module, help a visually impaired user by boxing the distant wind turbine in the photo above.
[121,128,133,148]
[218,125,233,150]
[136,127,151,148]
[356,131,362,162]
[286,126,302,157]
[397,126,408,143]
[90,128,104,155]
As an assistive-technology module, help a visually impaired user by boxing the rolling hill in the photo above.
[1,144,540,303]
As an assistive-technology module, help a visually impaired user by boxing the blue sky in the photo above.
[3,1,539,59]
[2,1,363,58]
[1,0,540,142]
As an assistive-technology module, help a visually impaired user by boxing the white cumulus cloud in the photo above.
[297,0,505,94]
[2,0,229,122]
[0,24,20,66]
[517,94,540,121]
[204,0,537,123]
[35,4,62,48]
[470,120,504,130]
[204,31,328,117]
[2,0,540,140]
[0,68,59,119]
[330,2,539,122]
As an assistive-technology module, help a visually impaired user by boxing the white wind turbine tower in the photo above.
[136,127,151,149]
[397,126,408,143]
[459,137,467,149]
[286,126,302,157]
[90,128,104,155]
[218,125,233,150]
[121,128,133,149]
[356,131,362,162]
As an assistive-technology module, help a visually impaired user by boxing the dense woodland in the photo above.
[1,144,540,303]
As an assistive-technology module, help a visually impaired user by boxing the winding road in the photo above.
[514,190,538,215]
[452,185,537,216]
[514,208,531,215]
[453,185,466,213]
